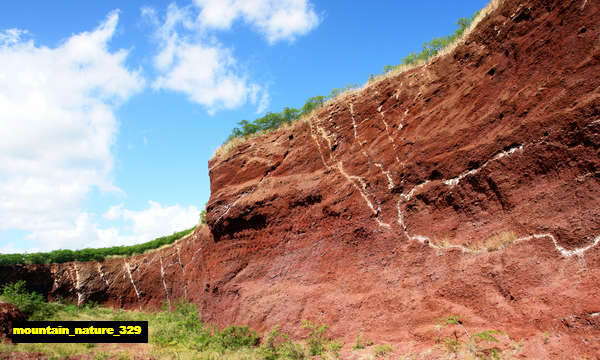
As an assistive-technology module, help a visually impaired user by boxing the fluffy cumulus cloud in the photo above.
[194,0,320,43]
[101,201,199,246]
[152,35,261,112]
[15,202,200,252]
[145,0,319,113]
[0,12,149,251]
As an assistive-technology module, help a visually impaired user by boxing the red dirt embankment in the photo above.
[0,303,25,343]
[1,0,599,357]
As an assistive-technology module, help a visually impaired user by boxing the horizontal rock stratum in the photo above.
[2,0,600,357]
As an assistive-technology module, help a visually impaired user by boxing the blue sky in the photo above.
[0,0,488,253]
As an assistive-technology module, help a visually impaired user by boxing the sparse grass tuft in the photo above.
[352,333,373,350]
[435,315,512,359]
[373,344,394,358]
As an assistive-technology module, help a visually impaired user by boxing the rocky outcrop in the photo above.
[1,0,600,357]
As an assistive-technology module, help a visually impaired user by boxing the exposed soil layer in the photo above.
[0,303,26,343]
[1,0,600,357]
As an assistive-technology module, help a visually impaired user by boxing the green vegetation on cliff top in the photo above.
[220,10,481,147]
[0,227,195,265]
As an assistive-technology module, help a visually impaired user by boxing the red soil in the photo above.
[0,303,25,343]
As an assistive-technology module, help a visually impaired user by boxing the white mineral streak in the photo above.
[124,261,141,299]
[310,106,599,258]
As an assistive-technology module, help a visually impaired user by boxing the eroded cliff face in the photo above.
[2,0,600,357]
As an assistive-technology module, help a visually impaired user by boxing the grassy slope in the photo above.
[0,299,344,360]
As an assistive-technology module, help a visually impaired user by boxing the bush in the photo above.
[259,326,306,360]
[302,320,330,356]
[212,325,260,351]
[382,10,481,72]
[328,340,343,359]
[436,315,506,358]
[151,300,259,354]
[0,281,52,318]
[223,86,363,146]
[225,96,325,144]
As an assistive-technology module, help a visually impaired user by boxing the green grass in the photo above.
[0,302,346,359]
[0,288,263,359]
[0,298,262,359]
[0,226,196,265]
[1,283,527,359]
[0,282,348,359]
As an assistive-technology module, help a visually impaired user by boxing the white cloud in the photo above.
[103,201,199,243]
[146,0,321,112]
[194,0,320,43]
[255,88,270,114]
[11,201,199,252]
[0,11,145,251]
[145,3,271,113]
[152,40,255,112]
[0,29,28,46]
[103,204,124,220]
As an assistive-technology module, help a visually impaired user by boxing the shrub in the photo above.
[212,325,260,351]
[278,341,306,360]
[302,320,330,356]
[152,299,259,354]
[0,281,51,318]
[222,84,363,147]
[383,10,481,72]
[436,315,506,358]
[259,326,306,360]
[224,96,326,144]
[328,340,343,359]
